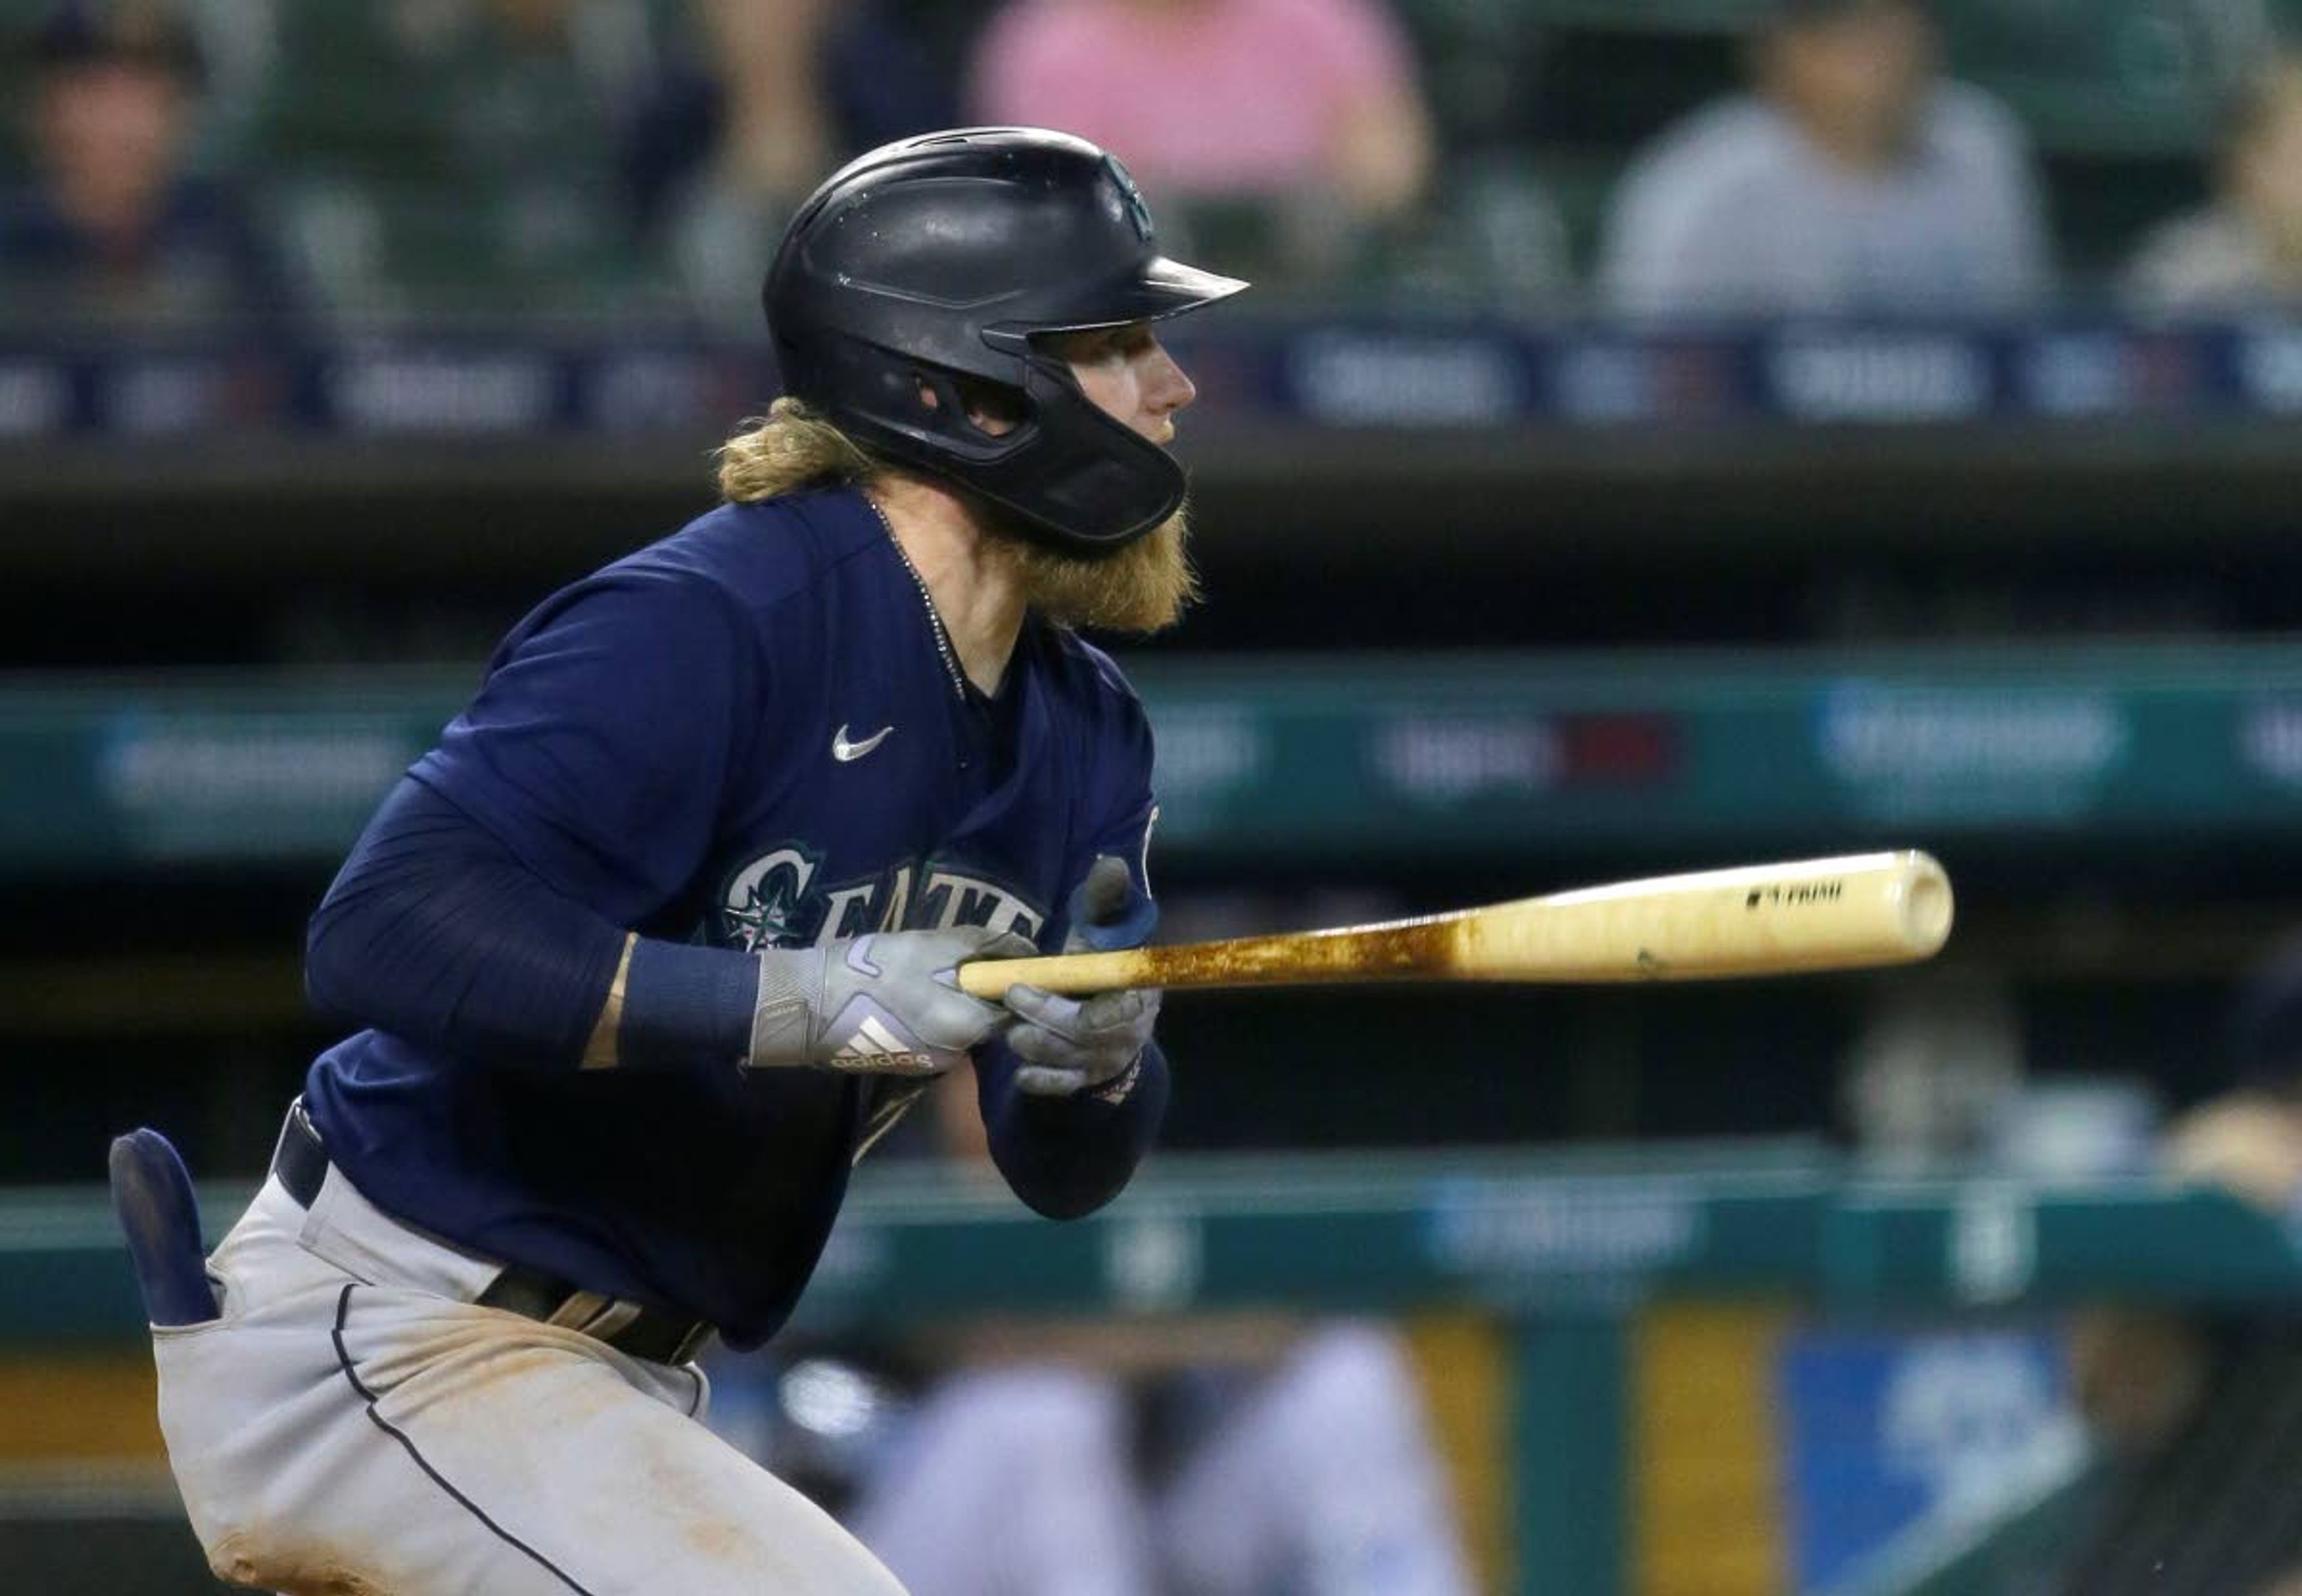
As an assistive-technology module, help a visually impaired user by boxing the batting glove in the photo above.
[747,928,1036,1077]
[1005,855,1162,1100]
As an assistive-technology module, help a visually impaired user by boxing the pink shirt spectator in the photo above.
[970,0,1418,198]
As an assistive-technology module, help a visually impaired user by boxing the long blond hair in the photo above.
[713,396,1198,634]
[715,397,881,503]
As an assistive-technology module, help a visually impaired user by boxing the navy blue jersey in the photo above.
[302,487,1156,1348]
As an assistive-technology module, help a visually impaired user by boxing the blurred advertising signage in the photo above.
[0,351,284,436]
[326,348,559,434]
[1552,338,1737,424]
[1765,330,1993,424]
[325,345,767,435]
[1423,1176,1701,1284]
[1371,712,1679,805]
[2239,698,2302,787]
[98,354,285,435]
[5,318,2302,436]
[1816,684,2128,823]
[2234,321,2302,412]
[1139,704,1270,840]
[0,360,72,436]
[582,349,756,432]
[2018,330,2205,417]
[1778,1329,2083,1596]
[1284,328,1530,426]
[96,712,421,859]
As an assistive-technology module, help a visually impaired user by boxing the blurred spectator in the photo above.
[1840,969,2026,1173]
[849,1321,1472,1596]
[2058,937,2302,1596]
[0,0,297,331]
[635,0,954,333]
[968,0,1436,291]
[1597,0,2050,318]
[714,1071,1479,1596]
[263,0,665,322]
[2126,55,2302,311]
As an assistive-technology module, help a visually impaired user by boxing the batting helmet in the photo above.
[763,127,1248,555]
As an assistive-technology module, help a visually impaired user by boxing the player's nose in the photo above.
[1142,337,1197,417]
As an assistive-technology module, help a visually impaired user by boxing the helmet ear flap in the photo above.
[809,330,1184,552]
[795,339,1029,466]
[985,360,1187,546]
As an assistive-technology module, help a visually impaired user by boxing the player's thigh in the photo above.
[326,1291,908,1596]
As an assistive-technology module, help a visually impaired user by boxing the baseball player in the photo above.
[108,127,1245,1594]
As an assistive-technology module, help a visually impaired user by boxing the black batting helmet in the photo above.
[763,127,1248,555]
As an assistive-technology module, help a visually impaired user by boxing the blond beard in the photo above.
[993,507,1200,636]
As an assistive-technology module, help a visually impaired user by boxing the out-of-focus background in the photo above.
[11,0,2302,1591]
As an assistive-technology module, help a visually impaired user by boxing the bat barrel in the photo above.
[1896,854,1956,955]
[1471,849,1954,981]
[956,850,1957,996]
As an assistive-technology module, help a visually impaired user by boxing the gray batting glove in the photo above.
[1005,854,1162,1099]
[747,928,1036,1076]
[1005,983,1161,1099]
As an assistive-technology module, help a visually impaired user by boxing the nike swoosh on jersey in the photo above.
[831,723,895,761]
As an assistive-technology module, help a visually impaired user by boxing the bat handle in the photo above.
[957,948,1151,1001]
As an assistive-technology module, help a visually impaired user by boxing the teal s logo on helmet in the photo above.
[1104,156,1155,243]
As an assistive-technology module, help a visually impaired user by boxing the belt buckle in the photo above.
[529,1286,709,1364]
[540,1289,623,1335]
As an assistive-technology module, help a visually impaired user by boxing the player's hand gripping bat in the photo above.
[957,851,1952,999]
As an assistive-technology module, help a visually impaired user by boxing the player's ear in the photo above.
[958,377,1024,439]
[912,372,1024,440]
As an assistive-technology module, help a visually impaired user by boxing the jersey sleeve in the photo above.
[412,564,762,925]
[970,646,1168,1218]
[1044,651,1160,951]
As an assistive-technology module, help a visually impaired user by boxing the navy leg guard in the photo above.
[109,1128,220,1327]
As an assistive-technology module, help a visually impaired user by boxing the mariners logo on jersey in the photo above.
[719,845,1045,952]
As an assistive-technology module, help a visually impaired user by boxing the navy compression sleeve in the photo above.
[978,1037,1170,1220]
[305,777,757,1068]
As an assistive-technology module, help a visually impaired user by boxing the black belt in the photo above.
[271,1101,712,1366]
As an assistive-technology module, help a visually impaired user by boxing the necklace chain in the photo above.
[863,492,967,702]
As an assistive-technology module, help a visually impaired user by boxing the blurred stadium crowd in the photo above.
[10,0,2302,330]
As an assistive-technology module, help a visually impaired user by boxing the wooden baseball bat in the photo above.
[957,850,1953,999]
